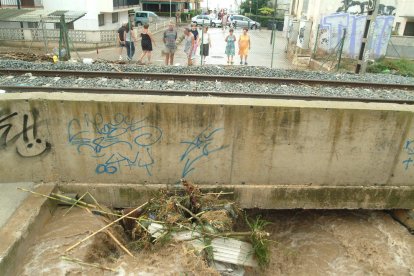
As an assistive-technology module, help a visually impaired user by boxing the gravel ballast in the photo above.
[1,74,413,101]
[0,59,413,85]
[0,59,413,101]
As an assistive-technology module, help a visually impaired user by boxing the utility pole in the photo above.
[355,0,380,74]
[270,0,277,68]
[17,0,23,28]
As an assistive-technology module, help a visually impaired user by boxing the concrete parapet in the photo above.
[1,92,414,209]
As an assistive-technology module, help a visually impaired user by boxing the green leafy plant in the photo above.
[259,7,274,16]
[246,215,271,269]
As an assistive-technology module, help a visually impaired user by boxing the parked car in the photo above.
[191,15,211,26]
[210,18,222,27]
[229,15,261,29]
[134,11,159,26]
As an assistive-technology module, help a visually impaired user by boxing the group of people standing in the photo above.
[116,22,250,66]
[117,22,156,64]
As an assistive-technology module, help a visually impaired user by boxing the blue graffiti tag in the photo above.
[180,127,229,178]
[68,113,162,175]
[402,139,414,170]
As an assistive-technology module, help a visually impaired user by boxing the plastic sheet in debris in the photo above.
[148,223,166,238]
[172,230,257,268]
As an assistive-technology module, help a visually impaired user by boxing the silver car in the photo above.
[229,15,261,29]
[191,15,211,26]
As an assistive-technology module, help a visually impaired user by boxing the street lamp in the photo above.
[249,1,252,15]
[170,0,172,19]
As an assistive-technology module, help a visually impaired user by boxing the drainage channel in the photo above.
[1,183,413,275]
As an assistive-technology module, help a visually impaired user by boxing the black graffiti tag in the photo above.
[0,110,51,157]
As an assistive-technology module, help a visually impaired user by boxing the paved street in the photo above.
[79,26,293,69]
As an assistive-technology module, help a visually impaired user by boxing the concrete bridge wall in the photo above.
[1,92,413,208]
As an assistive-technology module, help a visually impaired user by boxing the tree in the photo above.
[240,0,268,15]
[258,7,274,15]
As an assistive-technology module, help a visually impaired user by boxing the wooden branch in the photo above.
[175,201,203,225]
[105,230,133,257]
[65,201,149,253]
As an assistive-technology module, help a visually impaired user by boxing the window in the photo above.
[404,22,414,36]
[27,22,38,28]
[98,14,105,26]
[395,22,400,33]
[112,12,118,23]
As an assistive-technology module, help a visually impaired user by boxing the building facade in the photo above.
[287,0,405,59]
[41,0,139,30]
[141,0,196,13]
[393,0,414,36]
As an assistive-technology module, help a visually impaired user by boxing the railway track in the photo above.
[0,68,414,104]
[1,68,413,90]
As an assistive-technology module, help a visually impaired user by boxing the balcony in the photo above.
[113,0,140,9]
[0,0,43,8]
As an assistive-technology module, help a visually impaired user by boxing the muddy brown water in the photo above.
[18,208,413,275]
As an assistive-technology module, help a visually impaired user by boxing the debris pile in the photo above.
[0,52,52,62]
[18,180,271,274]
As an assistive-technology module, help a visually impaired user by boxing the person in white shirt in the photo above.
[200,26,211,64]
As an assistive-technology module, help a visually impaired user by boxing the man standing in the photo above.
[117,23,127,61]
[163,22,177,65]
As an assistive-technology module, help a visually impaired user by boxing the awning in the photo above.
[0,8,86,23]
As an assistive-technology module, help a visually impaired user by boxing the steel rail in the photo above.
[1,85,413,105]
[0,68,413,90]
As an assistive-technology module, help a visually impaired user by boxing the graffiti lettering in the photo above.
[67,113,162,176]
[319,13,394,58]
[180,127,229,178]
[402,139,414,170]
[0,110,51,157]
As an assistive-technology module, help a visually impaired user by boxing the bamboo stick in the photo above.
[17,187,90,211]
[61,256,116,272]
[51,193,96,208]
[64,191,88,216]
[105,230,133,257]
[65,201,149,252]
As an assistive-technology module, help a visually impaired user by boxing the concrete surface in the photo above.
[1,92,414,208]
[58,183,414,210]
[0,182,34,228]
[0,183,56,276]
[79,28,293,69]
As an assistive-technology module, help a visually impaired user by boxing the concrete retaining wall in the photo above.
[1,92,414,208]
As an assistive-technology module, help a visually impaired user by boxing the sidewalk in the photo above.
[78,28,293,69]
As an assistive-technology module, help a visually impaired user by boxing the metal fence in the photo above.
[0,21,169,44]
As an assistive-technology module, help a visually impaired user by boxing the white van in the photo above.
[134,11,159,26]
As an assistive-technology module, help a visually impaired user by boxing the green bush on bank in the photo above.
[367,58,414,77]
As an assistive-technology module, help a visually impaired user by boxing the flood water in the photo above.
[251,210,414,276]
[18,208,414,275]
